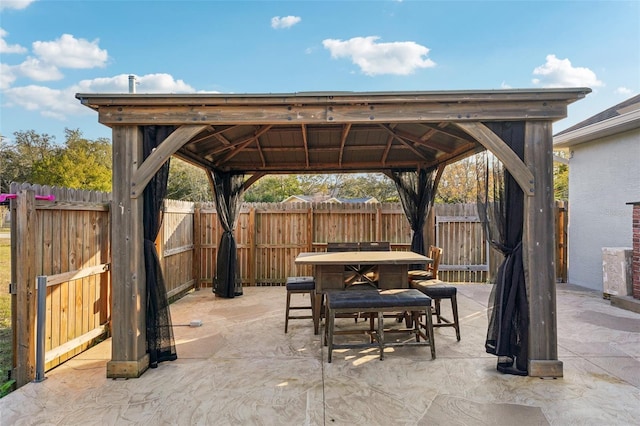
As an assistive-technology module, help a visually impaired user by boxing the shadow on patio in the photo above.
[1,284,639,425]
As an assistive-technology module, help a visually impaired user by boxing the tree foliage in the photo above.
[553,151,569,200]
[1,130,56,193]
[244,175,303,202]
[1,129,111,192]
[166,159,213,201]
[436,157,479,204]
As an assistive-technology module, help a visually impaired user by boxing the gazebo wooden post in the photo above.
[523,120,562,378]
[107,125,149,378]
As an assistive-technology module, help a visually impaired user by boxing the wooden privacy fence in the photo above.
[191,202,414,287]
[8,183,111,387]
[188,202,505,286]
[8,182,568,385]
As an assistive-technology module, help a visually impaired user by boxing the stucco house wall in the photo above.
[554,95,640,292]
[565,128,640,290]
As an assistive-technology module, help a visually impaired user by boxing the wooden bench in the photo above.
[324,289,436,362]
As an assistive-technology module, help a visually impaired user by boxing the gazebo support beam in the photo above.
[107,126,149,378]
[130,125,208,198]
[456,122,535,196]
[523,121,562,378]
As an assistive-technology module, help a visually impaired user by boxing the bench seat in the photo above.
[324,289,435,362]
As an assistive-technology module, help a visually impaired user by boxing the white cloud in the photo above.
[322,36,435,76]
[271,16,301,29]
[0,63,17,89]
[32,34,108,69]
[532,54,603,88]
[501,81,512,89]
[2,73,197,120]
[134,73,195,93]
[0,0,36,10]
[75,73,195,95]
[17,57,63,81]
[1,33,108,88]
[614,86,633,96]
[2,85,81,120]
[0,28,27,53]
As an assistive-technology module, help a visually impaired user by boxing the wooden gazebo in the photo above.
[76,88,590,379]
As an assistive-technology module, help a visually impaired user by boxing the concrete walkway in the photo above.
[1,284,639,425]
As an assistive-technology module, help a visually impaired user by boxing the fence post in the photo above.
[34,276,47,382]
[14,189,37,387]
[307,207,313,252]
[193,206,201,289]
[248,206,256,286]
[376,204,382,243]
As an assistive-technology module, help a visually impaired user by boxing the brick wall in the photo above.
[633,203,640,299]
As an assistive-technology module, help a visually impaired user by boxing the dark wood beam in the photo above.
[338,124,351,166]
[214,125,272,166]
[394,128,457,154]
[301,124,309,167]
[243,172,266,191]
[378,124,432,163]
[131,124,207,198]
[382,134,394,166]
[175,148,218,171]
[95,100,573,126]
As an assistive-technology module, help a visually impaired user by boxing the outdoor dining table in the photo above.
[294,250,431,334]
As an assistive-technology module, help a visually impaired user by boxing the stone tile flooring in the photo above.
[1,284,639,425]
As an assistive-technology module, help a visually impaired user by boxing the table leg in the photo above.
[378,312,384,360]
[313,290,322,335]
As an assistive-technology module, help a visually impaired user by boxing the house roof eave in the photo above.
[553,109,640,148]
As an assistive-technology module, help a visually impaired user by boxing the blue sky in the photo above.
[1,0,638,144]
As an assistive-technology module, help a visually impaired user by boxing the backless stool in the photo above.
[284,276,316,333]
[411,280,461,341]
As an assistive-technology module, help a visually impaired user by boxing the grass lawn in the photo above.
[0,233,15,397]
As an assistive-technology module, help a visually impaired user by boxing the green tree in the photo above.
[436,156,478,203]
[553,151,569,200]
[166,159,212,201]
[244,174,303,202]
[333,173,398,202]
[31,129,112,191]
[0,130,56,192]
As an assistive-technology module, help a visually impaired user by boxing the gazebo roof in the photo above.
[76,89,590,175]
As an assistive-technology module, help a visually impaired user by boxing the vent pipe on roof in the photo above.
[128,75,137,94]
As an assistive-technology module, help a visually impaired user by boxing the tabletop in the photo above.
[294,251,430,265]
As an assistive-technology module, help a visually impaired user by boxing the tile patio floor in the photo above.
[1,284,639,425]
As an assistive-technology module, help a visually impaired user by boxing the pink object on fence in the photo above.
[0,193,56,202]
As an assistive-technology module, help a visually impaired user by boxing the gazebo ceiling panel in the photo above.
[180,122,453,173]
[77,89,590,174]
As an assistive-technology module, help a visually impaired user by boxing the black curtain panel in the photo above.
[210,169,245,298]
[476,121,529,376]
[389,167,438,269]
[142,125,178,368]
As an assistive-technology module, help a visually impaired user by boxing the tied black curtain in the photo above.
[389,167,438,269]
[211,169,245,298]
[476,122,529,376]
[143,125,177,368]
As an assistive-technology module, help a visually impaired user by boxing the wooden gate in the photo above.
[434,203,491,283]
